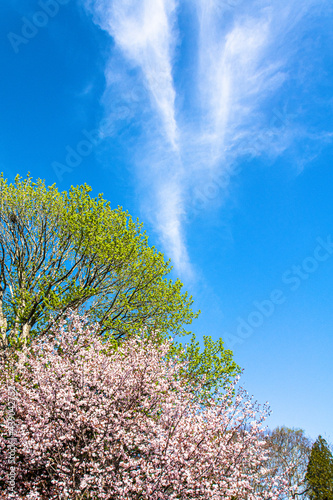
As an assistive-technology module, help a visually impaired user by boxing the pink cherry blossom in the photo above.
[0,312,292,499]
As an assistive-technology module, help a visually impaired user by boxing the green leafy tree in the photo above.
[305,435,333,500]
[167,333,240,403]
[0,173,240,398]
[0,174,197,347]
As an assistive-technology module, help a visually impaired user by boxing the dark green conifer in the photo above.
[306,435,333,500]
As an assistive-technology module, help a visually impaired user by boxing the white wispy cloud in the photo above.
[85,0,179,148]
[196,0,332,155]
[83,0,332,278]
[83,0,193,275]
[195,0,289,163]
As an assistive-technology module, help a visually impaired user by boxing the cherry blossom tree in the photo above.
[0,312,291,500]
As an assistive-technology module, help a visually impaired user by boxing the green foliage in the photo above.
[167,333,241,403]
[306,435,333,500]
[0,173,241,395]
[0,173,197,347]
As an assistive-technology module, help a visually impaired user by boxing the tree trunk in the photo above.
[0,293,8,349]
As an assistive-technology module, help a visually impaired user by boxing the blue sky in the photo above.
[1,0,333,442]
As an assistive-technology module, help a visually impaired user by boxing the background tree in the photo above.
[259,426,312,499]
[305,435,333,500]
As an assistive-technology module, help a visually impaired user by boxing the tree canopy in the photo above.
[0,173,198,347]
[0,312,289,500]
[262,426,312,499]
[0,173,240,398]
